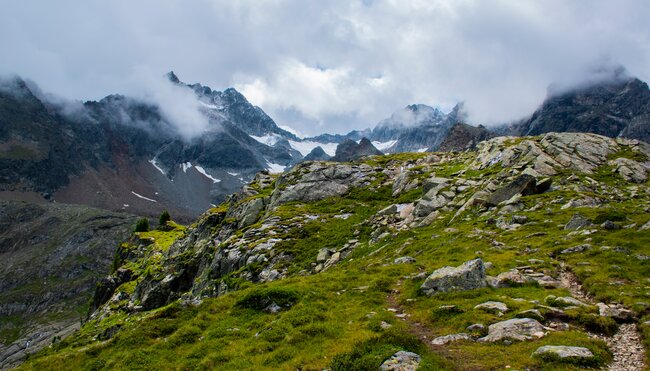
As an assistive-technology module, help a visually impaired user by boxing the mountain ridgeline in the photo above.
[1,70,650,370]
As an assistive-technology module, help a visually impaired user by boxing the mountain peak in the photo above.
[165,71,180,84]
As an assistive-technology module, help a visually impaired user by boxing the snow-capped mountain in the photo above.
[0,73,315,220]
[305,103,467,154]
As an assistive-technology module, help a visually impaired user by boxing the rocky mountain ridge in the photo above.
[19,131,649,370]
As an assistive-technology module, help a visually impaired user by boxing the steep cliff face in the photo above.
[24,132,649,370]
[0,201,136,369]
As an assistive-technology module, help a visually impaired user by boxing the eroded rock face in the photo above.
[477,318,545,342]
[420,259,487,296]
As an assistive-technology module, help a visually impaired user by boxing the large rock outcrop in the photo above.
[473,132,650,182]
[420,259,487,296]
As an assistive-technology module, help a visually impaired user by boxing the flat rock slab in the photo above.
[474,301,509,313]
[431,333,473,345]
[532,345,594,361]
[478,318,545,342]
[379,351,421,371]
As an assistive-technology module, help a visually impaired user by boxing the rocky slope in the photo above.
[0,201,137,369]
[18,132,650,370]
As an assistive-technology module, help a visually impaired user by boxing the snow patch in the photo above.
[289,140,338,157]
[227,171,239,176]
[181,162,192,173]
[199,101,219,110]
[416,148,429,153]
[251,134,280,146]
[266,161,286,173]
[372,140,398,151]
[131,191,157,203]
[195,165,221,183]
[149,158,166,175]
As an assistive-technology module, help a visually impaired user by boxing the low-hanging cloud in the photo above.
[0,0,648,136]
[123,68,212,140]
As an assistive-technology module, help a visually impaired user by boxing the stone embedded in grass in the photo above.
[466,323,486,332]
[484,174,538,206]
[490,269,535,288]
[394,256,416,264]
[548,296,589,308]
[559,244,591,254]
[596,303,635,322]
[431,333,473,345]
[474,301,508,314]
[420,258,486,296]
[532,345,594,362]
[564,213,592,230]
[477,318,545,343]
[516,309,545,322]
[316,248,333,263]
[379,351,421,371]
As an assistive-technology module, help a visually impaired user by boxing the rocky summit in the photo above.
[11,131,650,370]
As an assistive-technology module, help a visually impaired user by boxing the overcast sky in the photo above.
[1,1,649,136]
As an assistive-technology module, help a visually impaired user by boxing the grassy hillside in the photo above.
[19,134,650,370]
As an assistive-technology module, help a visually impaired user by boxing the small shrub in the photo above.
[134,218,149,232]
[158,211,171,227]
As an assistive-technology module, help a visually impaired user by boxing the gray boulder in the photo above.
[485,174,537,206]
[431,333,472,345]
[420,259,487,296]
[564,213,591,230]
[379,351,421,371]
[596,303,635,321]
[532,345,594,361]
[477,318,545,342]
[474,301,508,314]
[394,256,416,264]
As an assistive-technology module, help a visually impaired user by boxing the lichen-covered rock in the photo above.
[596,303,635,321]
[474,301,508,313]
[420,258,486,296]
[379,351,421,371]
[610,157,649,183]
[477,318,545,342]
[564,213,592,230]
[532,345,594,361]
[473,132,650,179]
[431,333,473,345]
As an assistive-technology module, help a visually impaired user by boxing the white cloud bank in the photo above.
[0,0,648,135]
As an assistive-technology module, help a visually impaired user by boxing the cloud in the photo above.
[0,0,648,135]
[122,68,212,140]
